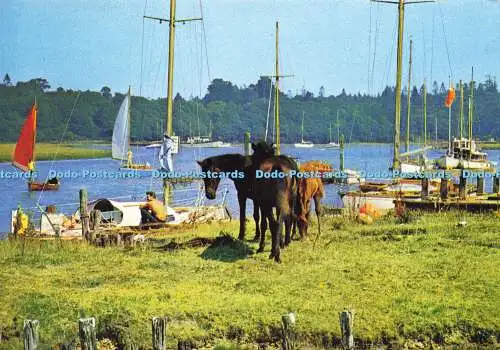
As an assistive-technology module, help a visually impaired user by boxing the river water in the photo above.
[1,144,498,236]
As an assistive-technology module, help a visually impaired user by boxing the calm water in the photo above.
[1,144,499,236]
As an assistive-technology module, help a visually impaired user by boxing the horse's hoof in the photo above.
[238,235,245,241]
[274,257,282,263]
[257,247,264,253]
[251,236,260,243]
[268,253,274,259]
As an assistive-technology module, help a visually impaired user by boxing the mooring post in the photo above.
[152,317,168,350]
[339,310,354,349]
[421,178,429,199]
[281,312,296,350]
[23,319,39,350]
[178,340,193,350]
[459,170,467,200]
[494,174,500,194]
[79,189,90,241]
[440,179,449,200]
[244,131,251,156]
[477,176,485,195]
[78,318,97,350]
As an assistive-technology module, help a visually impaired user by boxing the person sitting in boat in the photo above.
[140,191,167,224]
[127,149,133,168]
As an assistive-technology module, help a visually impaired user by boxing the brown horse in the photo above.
[295,161,326,240]
[253,155,299,263]
[197,141,275,242]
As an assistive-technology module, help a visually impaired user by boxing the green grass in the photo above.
[0,143,111,162]
[0,212,498,348]
[481,142,500,150]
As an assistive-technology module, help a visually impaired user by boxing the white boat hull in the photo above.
[437,156,495,170]
[294,143,314,148]
[145,143,161,149]
[181,141,231,148]
[342,193,396,212]
[318,143,340,149]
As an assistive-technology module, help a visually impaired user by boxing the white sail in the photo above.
[112,91,130,160]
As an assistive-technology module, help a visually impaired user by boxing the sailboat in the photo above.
[342,0,436,212]
[12,102,60,191]
[318,121,340,149]
[399,38,433,173]
[112,87,153,170]
[436,69,495,171]
[294,113,314,148]
[182,120,231,148]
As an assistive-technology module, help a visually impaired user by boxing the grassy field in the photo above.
[481,143,500,150]
[0,212,498,349]
[0,143,111,162]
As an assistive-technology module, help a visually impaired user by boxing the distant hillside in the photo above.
[0,75,499,143]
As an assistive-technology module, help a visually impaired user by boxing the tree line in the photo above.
[0,73,499,143]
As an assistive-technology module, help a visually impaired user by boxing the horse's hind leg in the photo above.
[258,206,273,254]
[252,203,261,242]
[313,192,323,240]
[273,210,284,263]
[237,193,246,241]
[283,215,292,247]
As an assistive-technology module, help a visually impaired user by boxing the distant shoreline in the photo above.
[0,143,111,163]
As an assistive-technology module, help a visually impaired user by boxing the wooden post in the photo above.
[23,319,39,350]
[493,175,500,194]
[178,340,193,350]
[152,317,168,350]
[79,189,90,241]
[459,170,467,200]
[477,176,485,195]
[281,312,296,350]
[339,310,354,349]
[78,318,97,350]
[90,209,101,231]
[421,178,429,199]
[244,131,251,156]
[440,179,449,200]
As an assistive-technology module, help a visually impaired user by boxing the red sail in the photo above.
[12,104,37,172]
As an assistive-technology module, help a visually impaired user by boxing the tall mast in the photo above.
[127,86,132,154]
[469,67,474,160]
[166,0,176,137]
[405,37,413,156]
[372,0,434,171]
[447,76,452,155]
[261,21,292,154]
[423,80,427,145]
[144,0,202,203]
[275,21,280,155]
[301,112,304,142]
[459,80,464,140]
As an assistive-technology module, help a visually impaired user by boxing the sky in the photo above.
[1,0,499,99]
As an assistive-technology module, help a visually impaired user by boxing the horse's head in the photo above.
[251,141,276,161]
[197,158,221,200]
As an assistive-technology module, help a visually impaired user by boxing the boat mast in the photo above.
[468,67,474,160]
[31,97,37,182]
[372,0,433,171]
[127,86,132,158]
[423,80,427,146]
[144,0,202,203]
[447,76,452,155]
[275,21,280,155]
[405,38,413,157]
[301,112,304,143]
